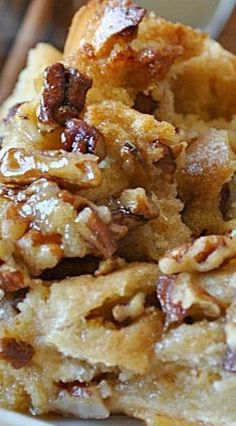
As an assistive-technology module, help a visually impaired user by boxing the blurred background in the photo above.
[0,0,235,103]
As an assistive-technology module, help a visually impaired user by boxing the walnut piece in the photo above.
[61,119,106,161]
[0,337,34,369]
[159,235,236,274]
[38,63,92,128]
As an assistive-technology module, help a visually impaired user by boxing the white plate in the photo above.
[0,410,142,426]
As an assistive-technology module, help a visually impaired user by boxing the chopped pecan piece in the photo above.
[16,229,64,276]
[0,337,34,369]
[38,63,92,127]
[112,188,159,230]
[159,235,236,274]
[0,148,101,189]
[94,256,126,277]
[76,207,117,258]
[112,292,145,323]
[119,188,159,221]
[0,180,124,276]
[0,270,26,293]
[157,275,186,326]
[61,119,106,161]
[157,274,222,327]
[11,287,29,313]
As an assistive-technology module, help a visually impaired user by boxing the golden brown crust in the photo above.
[64,0,146,58]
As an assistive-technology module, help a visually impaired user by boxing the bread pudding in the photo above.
[0,1,236,425]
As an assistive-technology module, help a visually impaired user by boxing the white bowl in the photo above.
[0,410,142,426]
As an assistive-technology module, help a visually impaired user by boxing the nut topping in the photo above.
[157,275,186,326]
[0,337,34,369]
[76,207,117,259]
[61,119,106,161]
[157,274,222,327]
[159,235,236,274]
[94,256,126,277]
[112,292,145,323]
[0,148,101,189]
[38,63,92,128]
[0,270,26,293]
[119,188,159,221]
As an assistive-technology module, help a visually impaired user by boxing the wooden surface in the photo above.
[219,6,236,54]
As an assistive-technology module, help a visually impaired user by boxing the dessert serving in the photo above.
[0,1,236,425]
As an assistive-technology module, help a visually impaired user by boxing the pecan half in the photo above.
[0,337,34,369]
[61,119,106,161]
[38,63,92,127]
